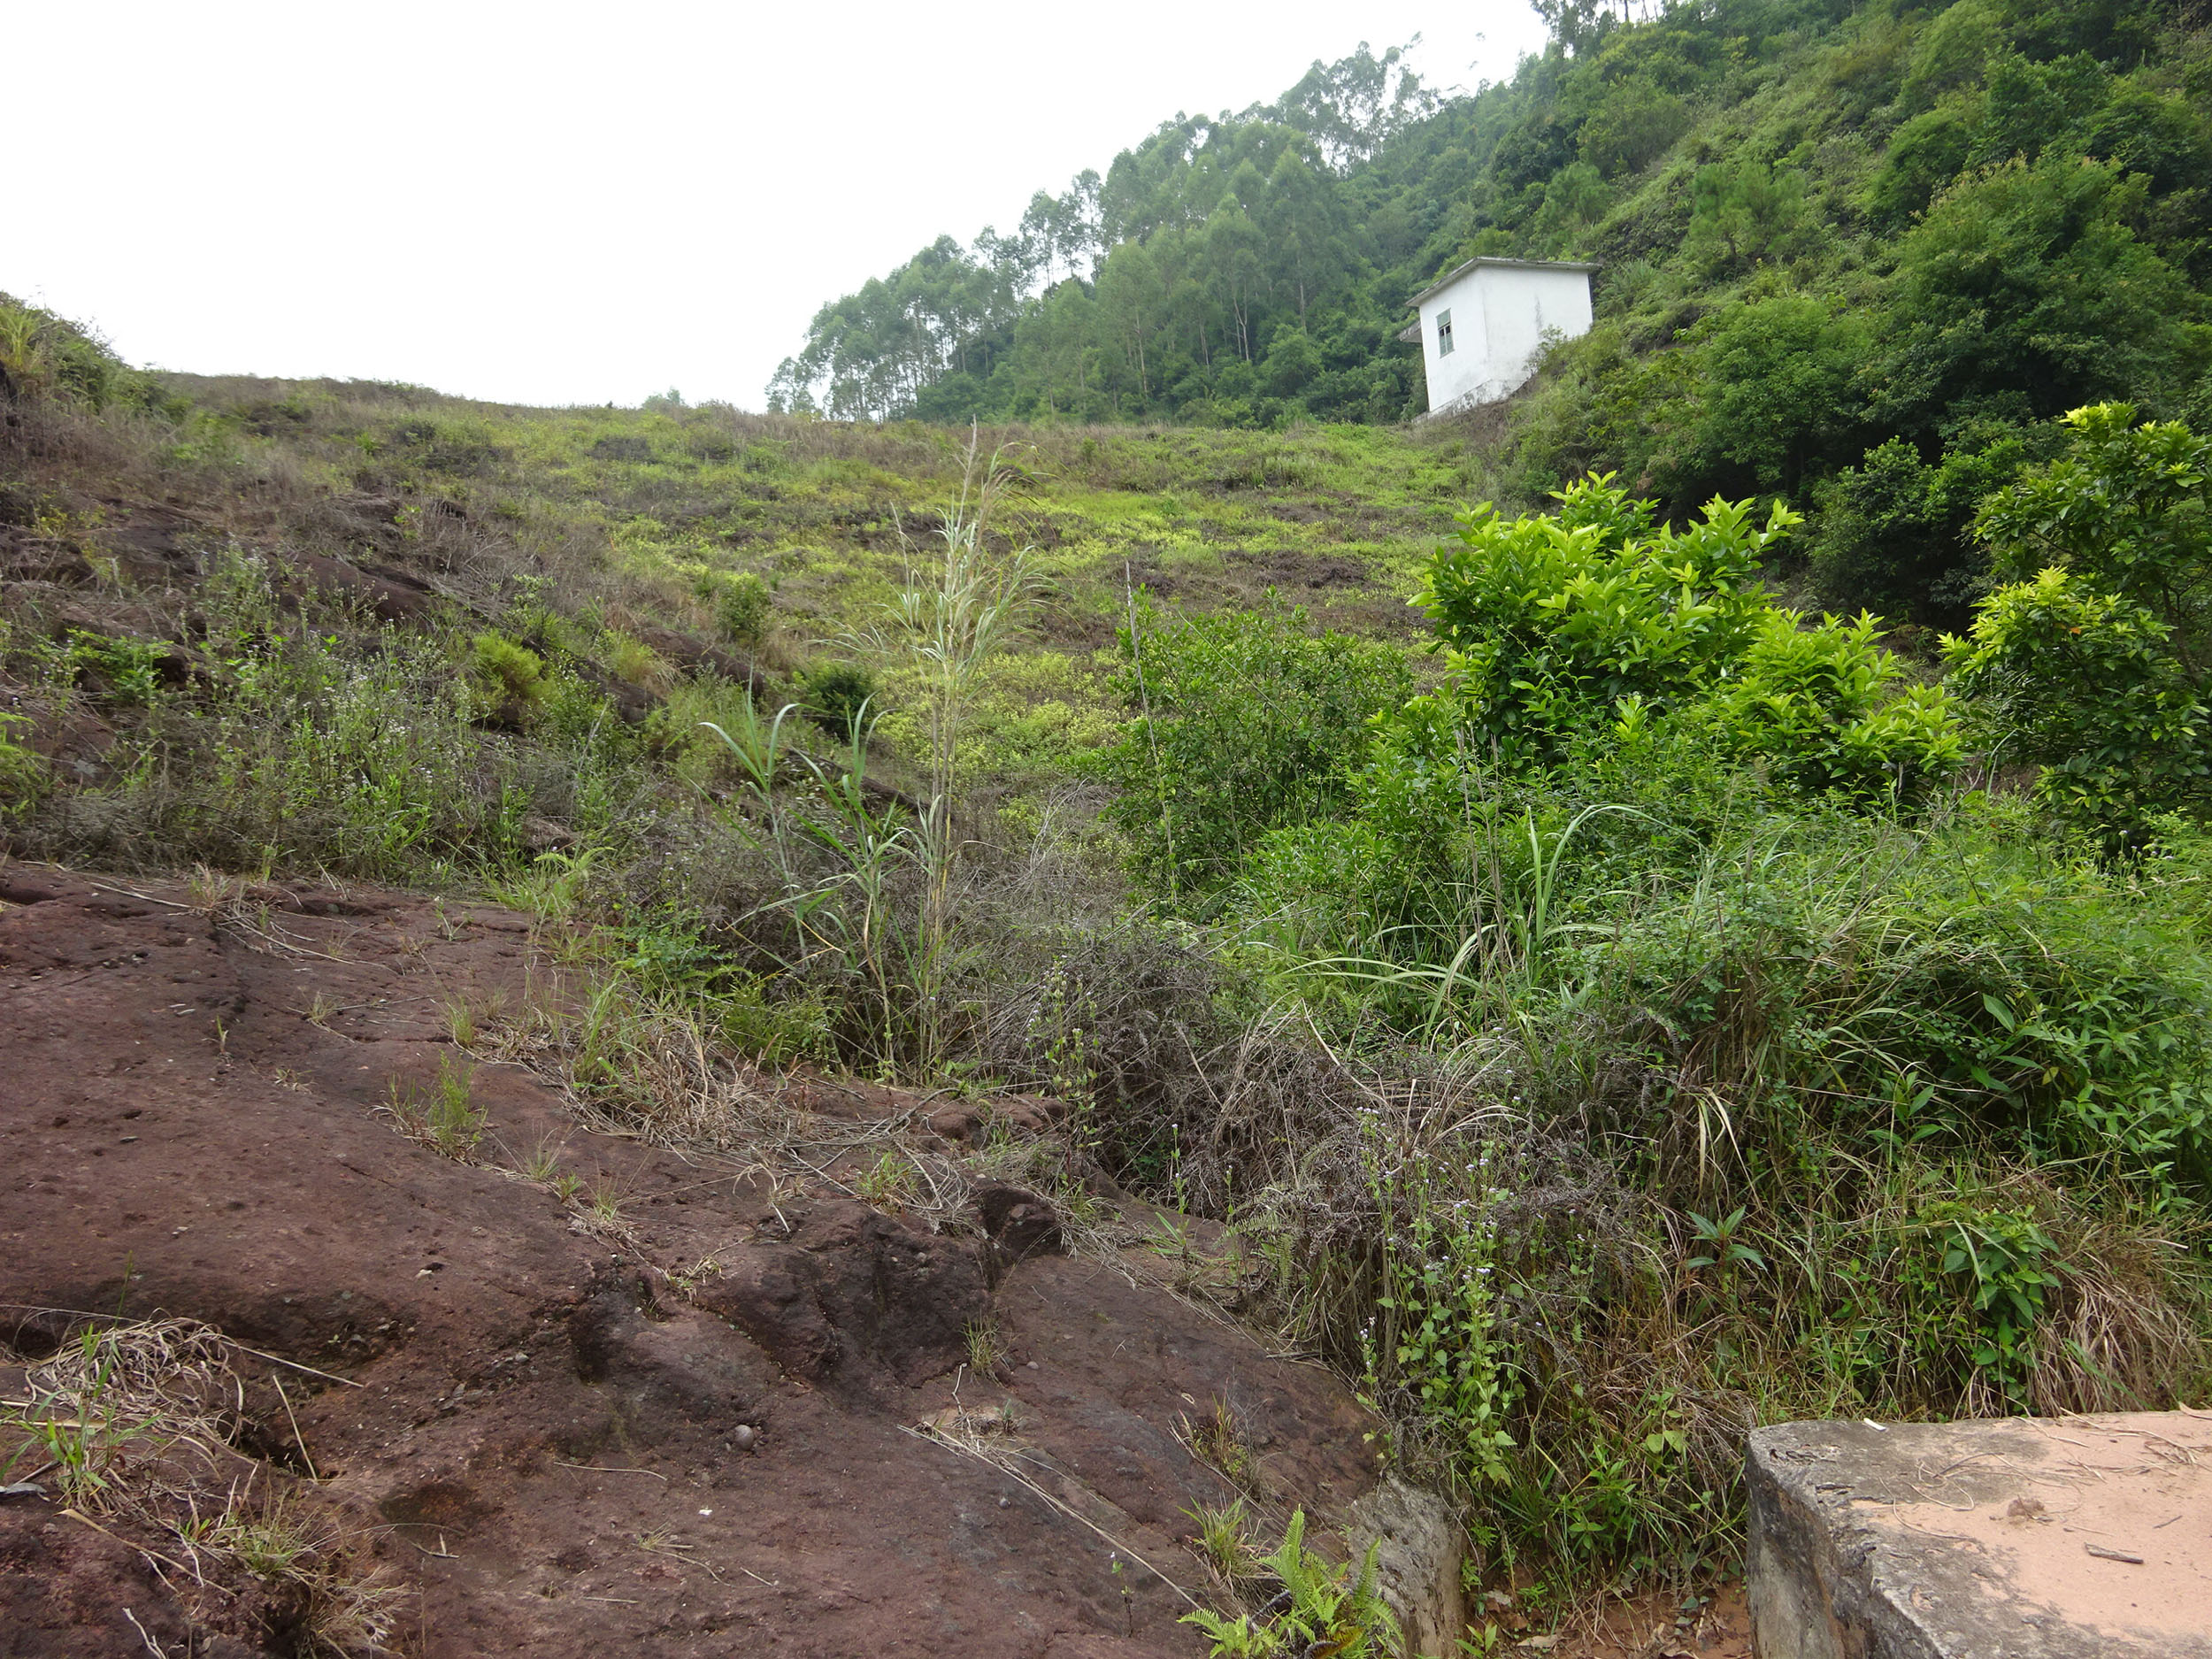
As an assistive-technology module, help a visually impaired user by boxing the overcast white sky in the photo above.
[12,2,1549,411]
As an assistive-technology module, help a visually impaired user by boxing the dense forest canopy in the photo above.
[773,0,2212,624]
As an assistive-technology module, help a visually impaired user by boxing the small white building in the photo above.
[1401,257,1598,415]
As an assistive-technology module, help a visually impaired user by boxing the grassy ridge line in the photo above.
[153,373,1481,800]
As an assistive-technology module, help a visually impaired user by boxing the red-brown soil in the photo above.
[1522,1582,1752,1658]
[0,865,1389,1657]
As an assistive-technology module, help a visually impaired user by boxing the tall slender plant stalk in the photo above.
[704,426,1039,1075]
[845,424,1041,1069]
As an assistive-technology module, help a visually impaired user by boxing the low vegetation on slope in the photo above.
[5,280,2212,1645]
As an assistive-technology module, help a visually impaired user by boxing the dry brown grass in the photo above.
[1,1317,402,1655]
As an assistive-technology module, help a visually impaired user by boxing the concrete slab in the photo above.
[1747,1412,2212,1657]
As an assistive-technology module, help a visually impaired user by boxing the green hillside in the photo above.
[104,375,1481,811]
[781,0,2212,625]
[11,20,2212,1624]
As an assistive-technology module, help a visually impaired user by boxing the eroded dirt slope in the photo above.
[0,865,1423,1658]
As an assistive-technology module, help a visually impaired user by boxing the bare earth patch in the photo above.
[0,864,1429,1657]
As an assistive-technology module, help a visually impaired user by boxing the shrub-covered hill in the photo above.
[781,0,2212,626]
[11,289,2212,1638]
[4,339,1493,833]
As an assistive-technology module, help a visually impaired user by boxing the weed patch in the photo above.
[0,1317,401,1655]
[382,1053,488,1159]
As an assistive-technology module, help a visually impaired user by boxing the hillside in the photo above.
[0,316,1488,1655]
[128,375,1490,818]
[10,144,2212,1655]
[780,0,2212,624]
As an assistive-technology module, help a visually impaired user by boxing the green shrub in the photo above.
[607,920,832,1064]
[1181,1511,1397,1659]
[1577,75,1691,179]
[67,631,168,707]
[1879,157,2207,434]
[0,712,45,816]
[714,572,772,644]
[1403,474,1962,799]
[1588,806,2212,1191]
[803,662,876,742]
[1863,102,1978,229]
[1928,1204,2060,1407]
[1944,403,2212,839]
[1682,161,1816,277]
[1973,403,2212,632]
[1679,294,1867,498]
[1946,566,2203,833]
[1093,597,1414,902]
[1228,779,2212,1589]
[1808,430,2041,626]
[469,632,546,718]
[0,296,165,411]
[1699,611,1962,800]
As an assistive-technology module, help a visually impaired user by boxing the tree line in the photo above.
[774,0,2212,627]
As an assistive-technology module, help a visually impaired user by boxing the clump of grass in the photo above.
[469,630,545,717]
[964,1318,1004,1375]
[484,846,599,924]
[185,861,250,916]
[1184,1497,1263,1592]
[382,1053,486,1159]
[0,1317,402,1655]
[668,1253,725,1298]
[541,964,815,1148]
[855,1148,917,1209]
[657,677,787,789]
[634,1524,695,1559]
[443,987,509,1050]
[3,1318,232,1504]
[603,629,673,692]
[191,1484,320,1578]
[1178,1396,1263,1495]
[585,1182,627,1226]
[568,1180,641,1249]
[514,1132,569,1185]
[177,1484,404,1653]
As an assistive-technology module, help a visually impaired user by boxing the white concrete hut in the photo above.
[1401,256,1598,415]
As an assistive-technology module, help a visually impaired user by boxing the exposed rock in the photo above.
[568,1286,780,1444]
[634,624,769,692]
[689,1202,986,1389]
[0,868,1425,1656]
[992,1093,1070,1134]
[282,546,442,621]
[0,526,96,584]
[522,814,579,854]
[1748,1414,2212,1659]
[927,1103,979,1141]
[975,1181,1066,1274]
[1343,1474,1467,1658]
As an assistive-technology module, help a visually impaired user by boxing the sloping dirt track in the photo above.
[0,866,1433,1657]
